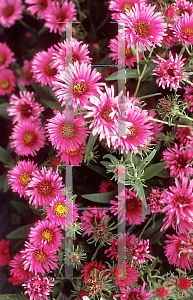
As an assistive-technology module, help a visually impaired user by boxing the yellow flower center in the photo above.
[40,229,54,242]
[60,122,74,138]
[53,202,66,217]
[34,249,47,262]
[182,26,193,38]
[73,81,87,96]
[2,4,14,18]
[23,131,37,146]
[121,3,133,14]
[19,172,31,186]
[0,54,6,65]
[125,47,133,59]
[134,21,150,37]
[0,79,10,90]
[37,181,52,195]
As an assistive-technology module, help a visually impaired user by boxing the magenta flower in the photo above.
[147,189,163,213]
[52,37,92,72]
[114,263,139,288]
[44,0,76,35]
[108,0,146,21]
[7,91,44,124]
[53,62,102,111]
[110,188,145,225]
[29,220,63,252]
[160,178,193,234]
[132,239,151,264]
[183,85,193,112]
[9,253,33,285]
[118,3,167,51]
[18,60,34,86]
[26,167,64,208]
[8,160,38,198]
[21,241,58,275]
[46,195,79,228]
[174,0,193,16]
[169,13,193,46]
[0,68,16,96]
[164,233,193,270]
[46,111,88,153]
[0,0,24,28]
[115,283,153,300]
[162,143,193,179]
[152,52,188,90]
[176,127,193,145]
[0,42,15,70]
[25,0,51,19]
[32,46,58,87]
[81,260,106,282]
[58,143,85,165]
[10,120,45,157]
[0,239,10,267]
[22,275,54,300]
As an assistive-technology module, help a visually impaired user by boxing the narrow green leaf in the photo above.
[0,295,23,300]
[84,133,98,163]
[142,162,169,180]
[40,99,63,112]
[11,200,31,217]
[6,224,33,239]
[136,149,156,173]
[31,82,58,102]
[18,84,28,92]
[3,175,9,193]
[0,103,12,120]
[103,154,118,163]
[105,68,138,81]
[135,182,147,218]
[0,146,14,165]
[100,161,111,168]
[81,190,117,203]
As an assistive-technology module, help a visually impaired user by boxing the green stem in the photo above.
[179,114,193,123]
[150,117,193,128]
[138,93,162,100]
[138,217,152,242]
[91,243,103,261]
[184,44,193,56]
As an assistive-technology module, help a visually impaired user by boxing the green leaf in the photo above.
[40,99,63,112]
[136,149,156,173]
[0,146,14,166]
[135,182,147,218]
[0,103,12,120]
[103,154,118,163]
[18,84,28,92]
[31,82,58,102]
[142,162,169,180]
[141,63,156,82]
[11,200,31,217]
[81,190,117,203]
[84,133,98,163]
[100,161,111,168]
[0,295,23,300]
[6,224,34,239]
[105,68,138,81]
[3,175,9,193]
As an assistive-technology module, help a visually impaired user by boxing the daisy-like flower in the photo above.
[108,0,146,21]
[29,220,63,252]
[115,283,153,300]
[0,239,10,267]
[176,127,193,145]
[46,195,79,228]
[25,0,51,19]
[79,207,109,237]
[26,167,64,208]
[9,253,33,285]
[81,260,106,282]
[46,111,88,153]
[183,85,193,112]
[174,0,193,16]
[52,37,92,72]
[7,160,38,198]
[7,91,44,124]
[53,62,102,111]
[108,34,142,68]
[0,42,15,70]
[18,60,34,86]
[58,143,85,165]
[152,52,188,90]
[32,46,58,87]
[114,262,139,288]
[84,84,119,147]
[110,188,145,225]
[0,68,16,96]
[147,188,163,213]
[162,143,193,179]
[0,0,24,28]
[44,0,76,35]
[162,26,178,49]
[132,239,151,264]
[23,274,54,300]
[118,3,167,51]
[160,178,193,234]
[164,233,193,270]
[21,241,58,275]
[10,120,45,157]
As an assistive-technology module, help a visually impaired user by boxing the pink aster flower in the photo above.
[58,143,85,165]
[23,275,54,300]
[110,188,145,225]
[164,233,193,270]
[115,283,153,300]
[147,188,163,213]
[84,84,119,147]
[9,253,33,285]
[132,239,151,264]
[25,0,51,19]
[152,52,188,90]
[114,262,139,288]
[148,110,163,143]
[108,34,142,68]
[118,3,167,51]
[21,241,58,275]
[10,120,45,157]
[81,260,106,282]
[29,220,63,252]
[99,180,117,193]
[0,68,16,96]
[53,62,103,111]
[176,127,193,146]
[46,195,79,228]
[0,42,15,70]
[44,0,76,35]
[18,60,34,86]
[52,37,92,72]
[170,12,193,45]
[162,143,193,179]
[8,160,38,198]
[162,26,178,49]
[0,0,24,28]
[183,85,193,112]
[79,207,109,237]
[0,239,10,267]
[174,0,193,16]
[32,46,58,87]
[108,0,146,21]
[46,111,88,153]
[160,178,193,234]
[7,91,44,124]
[26,167,64,208]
